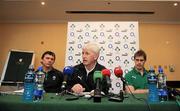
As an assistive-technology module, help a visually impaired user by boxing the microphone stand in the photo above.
[57,83,81,101]
[108,77,125,102]
[94,78,101,102]
[59,81,67,95]
[108,90,124,102]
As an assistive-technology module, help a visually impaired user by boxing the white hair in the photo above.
[83,42,100,55]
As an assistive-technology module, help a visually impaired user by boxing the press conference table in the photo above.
[0,93,179,111]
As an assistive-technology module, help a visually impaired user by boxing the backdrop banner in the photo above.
[65,22,139,94]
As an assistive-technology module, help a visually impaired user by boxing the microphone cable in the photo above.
[65,91,89,101]
[169,87,180,111]
[176,98,180,111]
[175,98,180,111]
[123,79,151,111]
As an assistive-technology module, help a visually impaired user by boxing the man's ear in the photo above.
[94,55,98,60]
[94,57,97,60]
[40,60,43,65]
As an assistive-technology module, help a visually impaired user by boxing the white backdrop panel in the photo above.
[65,22,139,94]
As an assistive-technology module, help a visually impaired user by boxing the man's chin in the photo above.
[83,62,88,66]
[45,65,52,68]
[136,66,143,71]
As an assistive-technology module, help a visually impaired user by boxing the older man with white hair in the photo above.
[68,42,108,94]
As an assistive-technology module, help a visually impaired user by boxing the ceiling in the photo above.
[0,0,180,23]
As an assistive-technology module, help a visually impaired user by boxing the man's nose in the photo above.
[48,59,53,62]
[82,54,86,58]
[137,60,142,63]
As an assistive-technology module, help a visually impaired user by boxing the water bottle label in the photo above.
[34,90,43,96]
[35,73,45,83]
[161,90,167,96]
[148,76,157,84]
[25,74,34,83]
[36,84,43,90]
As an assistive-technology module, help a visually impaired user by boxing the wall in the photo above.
[0,23,179,81]
[0,23,67,73]
[140,24,180,80]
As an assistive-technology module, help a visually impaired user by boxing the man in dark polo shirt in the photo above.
[125,49,148,93]
[40,51,63,93]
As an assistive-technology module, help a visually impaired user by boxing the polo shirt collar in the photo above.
[85,62,97,75]
[133,67,148,76]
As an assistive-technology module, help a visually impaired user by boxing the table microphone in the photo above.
[114,66,123,79]
[101,69,111,88]
[109,66,124,102]
[114,66,126,84]
[61,66,74,90]
[93,71,103,102]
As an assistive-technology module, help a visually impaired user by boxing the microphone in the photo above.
[101,69,111,88]
[114,66,126,84]
[114,66,125,87]
[62,66,74,90]
[114,66,126,89]
[109,66,124,102]
[93,71,103,102]
[114,66,123,78]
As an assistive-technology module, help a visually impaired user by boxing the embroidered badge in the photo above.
[52,76,56,80]
[132,76,136,79]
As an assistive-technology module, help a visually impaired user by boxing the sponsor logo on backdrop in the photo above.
[66,22,139,94]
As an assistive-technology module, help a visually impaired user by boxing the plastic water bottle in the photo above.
[147,67,159,102]
[157,67,168,102]
[23,65,35,102]
[34,66,45,102]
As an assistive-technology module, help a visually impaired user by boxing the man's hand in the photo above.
[125,85,148,94]
[71,84,85,94]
